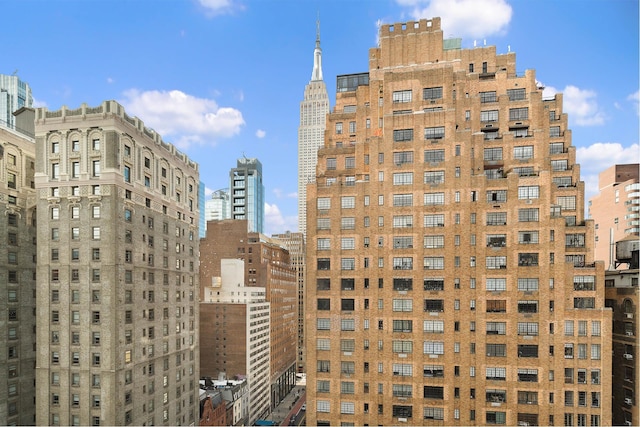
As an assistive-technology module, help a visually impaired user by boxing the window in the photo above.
[424,257,444,270]
[424,149,445,163]
[486,343,506,357]
[423,320,444,333]
[480,91,497,103]
[424,171,444,185]
[393,215,413,228]
[484,148,503,163]
[486,212,507,225]
[393,129,414,142]
[341,196,355,209]
[392,90,412,103]
[393,151,414,165]
[424,126,445,140]
[393,172,413,185]
[513,145,534,159]
[518,185,539,199]
[393,193,413,207]
[509,107,529,120]
[481,110,499,122]
[423,341,444,355]
[518,208,539,222]
[507,88,526,101]
[423,86,443,100]
[424,192,445,205]
[486,278,507,291]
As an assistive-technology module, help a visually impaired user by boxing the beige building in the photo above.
[0,107,37,426]
[34,101,200,426]
[589,163,639,269]
[306,18,611,426]
[272,231,307,373]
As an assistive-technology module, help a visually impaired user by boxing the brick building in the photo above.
[588,163,639,269]
[200,220,297,413]
[305,17,611,426]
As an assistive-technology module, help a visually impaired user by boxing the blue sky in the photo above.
[5,0,638,235]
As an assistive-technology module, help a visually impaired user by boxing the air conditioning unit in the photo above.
[624,421,632,426]
[626,313,634,319]
[624,353,633,360]
[625,398,633,405]
[626,331,634,336]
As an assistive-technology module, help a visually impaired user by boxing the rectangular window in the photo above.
[424,214,444,227]
[393,129,414,142]
[393,172,413,185]
[341,196,355,209]
[424,149,445,163]
[513,145,534,159]
[518,186,539,199]
[480,110,499,122]
[509,107,529,120]
[392,90,412,103]
[507,88,526,101]
[423,257,444,270]
[424,171,445,185]
[518,208,539,222]
[486,278,507,291]
[423,341,444,355]
[480,91,497,103]
[483,147,503,161]
[393,151,414,164]
[424,192,445,205]
[424,126,445,140]
[393,193,413,207]
[423,87,443,100]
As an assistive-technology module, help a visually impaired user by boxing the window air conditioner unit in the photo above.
[624,421,632,426]
[623,354,633,360]
[626,331,634,336]
[626,313,634,319]
[625,398,633,405]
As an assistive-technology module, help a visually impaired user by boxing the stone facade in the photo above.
[0,110,37,426]
[306,18,612,426]
[34,101,200,426]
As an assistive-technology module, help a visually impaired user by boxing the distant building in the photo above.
[230,157,264,233]
[298,20,330,237]
[205,188,231,222]
[200,259,271,425]
[0,107,37,426]
[271,231,307,373]
[34,101,200,426]
[201,220,297,412]
[0,74,33,133]
[604,236,639,425]
[305,17,611,426]
[589,163,639,269]
[199,377,249,426]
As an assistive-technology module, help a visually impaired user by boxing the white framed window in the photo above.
[341,196,355,209]
[423,341,444,355]
[486,278,507,291]
[424,192,445,205]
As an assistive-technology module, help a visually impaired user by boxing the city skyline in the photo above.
[3,0,639,235]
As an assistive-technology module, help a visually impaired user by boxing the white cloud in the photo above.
[540,84,606,126]
[255,129,266,138]
[107,77,114,84]
[396,0,512,39]
[577,142,640,200]
[204,186,214,197]
[197,0,244,17]
[120,89,245,149]
[264,202,298,236]
[562,85,606,126]
[272,188,297,199]
[628,90,640,116]
[32,97,48,108]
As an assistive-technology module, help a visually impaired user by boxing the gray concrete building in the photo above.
[34,101,200,426]
[0,107,37,426]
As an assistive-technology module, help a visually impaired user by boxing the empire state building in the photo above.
[298,19,329,238]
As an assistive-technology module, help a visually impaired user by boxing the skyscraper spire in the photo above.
[311,14,323,81]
